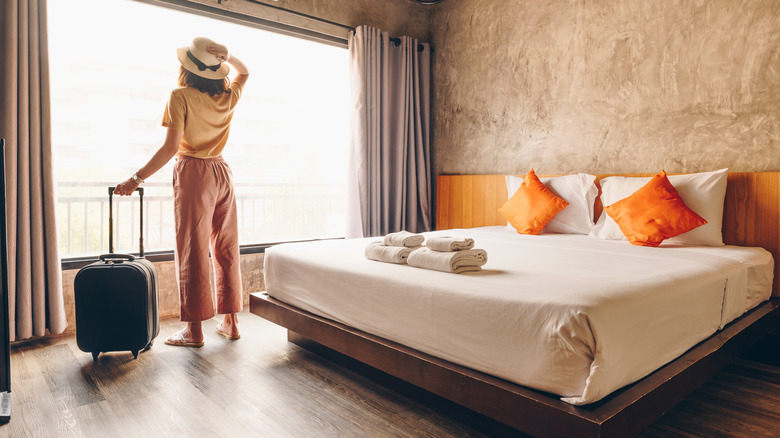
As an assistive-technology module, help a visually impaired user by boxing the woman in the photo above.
[115,37,249,347]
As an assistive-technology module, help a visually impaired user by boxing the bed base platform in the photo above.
[250,292,780,438]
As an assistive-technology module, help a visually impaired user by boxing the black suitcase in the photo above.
[74,187,159,360]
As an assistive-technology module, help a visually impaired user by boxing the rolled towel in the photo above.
[383,230,425,247]
[365,242,418,264]
[407,247,487,274]
[426,236,475,252]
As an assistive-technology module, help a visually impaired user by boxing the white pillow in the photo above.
[505,173,598,234]
[590,169,728,246]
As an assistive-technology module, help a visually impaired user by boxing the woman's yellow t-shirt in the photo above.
[161,76,247,158]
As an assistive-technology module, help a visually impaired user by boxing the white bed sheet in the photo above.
[264,226,774,405]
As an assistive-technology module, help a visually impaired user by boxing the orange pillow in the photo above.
[499,169,569,235]
[603,170,707,247]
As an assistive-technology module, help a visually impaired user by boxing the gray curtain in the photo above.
[347,25,432,238]
[0,0,67,341]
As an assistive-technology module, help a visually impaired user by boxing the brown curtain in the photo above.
[347,25,432,238]
[0,0,67,341]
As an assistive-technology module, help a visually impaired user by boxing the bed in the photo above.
[250,171,780,437]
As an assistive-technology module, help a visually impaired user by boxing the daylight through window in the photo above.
[48,0,349,258]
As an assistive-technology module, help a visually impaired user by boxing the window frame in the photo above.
[134,0,349,48]
[61,238,346,271]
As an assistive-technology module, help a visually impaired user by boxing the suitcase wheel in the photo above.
[132,350,139,359]
[92,351,100,361]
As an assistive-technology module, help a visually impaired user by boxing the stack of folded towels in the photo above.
[365,231,488,274]
[364,230,424,264]
[407,235,487,274]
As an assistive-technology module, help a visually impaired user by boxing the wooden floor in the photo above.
[4,311,780,437]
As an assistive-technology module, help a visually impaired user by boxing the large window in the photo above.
[48,0,349,258]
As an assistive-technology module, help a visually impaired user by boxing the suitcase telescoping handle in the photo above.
[108,187,144,257]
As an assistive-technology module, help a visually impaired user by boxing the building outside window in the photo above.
[48,0,349,258]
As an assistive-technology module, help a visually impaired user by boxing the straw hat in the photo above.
[176,37,230,80]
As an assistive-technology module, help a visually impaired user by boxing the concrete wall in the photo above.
[429,0,780,175]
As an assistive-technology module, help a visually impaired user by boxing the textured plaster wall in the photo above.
[429,0,780,175]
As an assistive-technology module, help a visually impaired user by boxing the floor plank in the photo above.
[2,311,779,437]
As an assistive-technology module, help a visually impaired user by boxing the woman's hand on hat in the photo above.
[114,178,138,196]
[207,44,230,62]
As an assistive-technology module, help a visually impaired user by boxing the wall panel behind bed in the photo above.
[436,172,780,297]
[723,172,780,297]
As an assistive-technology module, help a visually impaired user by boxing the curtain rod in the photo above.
[240,0,355,31]
[349,29,430,53]
[242,1,431,52]
[389,37,430,53]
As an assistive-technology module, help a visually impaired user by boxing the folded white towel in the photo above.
[383,231,425,247]
[425,236,475,252]
[365,242,418,264]
[407,247,487,274]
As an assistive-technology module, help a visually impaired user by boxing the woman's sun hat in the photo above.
[176,37,230,80]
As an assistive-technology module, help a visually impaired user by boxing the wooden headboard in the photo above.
[436,173,780,297]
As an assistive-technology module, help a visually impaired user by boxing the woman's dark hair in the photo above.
[178,66,230,96]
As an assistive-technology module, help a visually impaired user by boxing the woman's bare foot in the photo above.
[215,313,240,340]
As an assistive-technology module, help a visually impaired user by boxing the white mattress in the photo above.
[264,226,774,405]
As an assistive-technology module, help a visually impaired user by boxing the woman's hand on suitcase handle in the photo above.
[114,178,139,196]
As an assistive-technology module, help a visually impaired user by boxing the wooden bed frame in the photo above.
[250,172,780,437]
